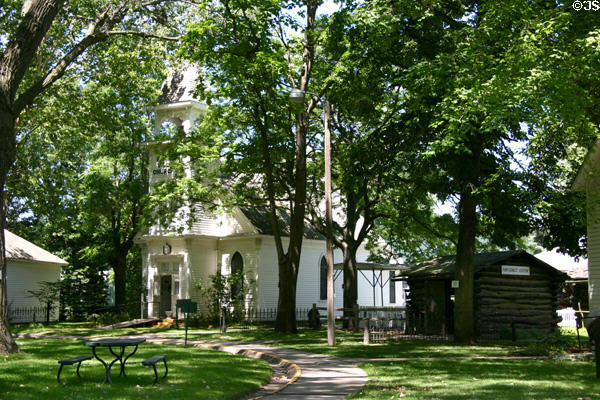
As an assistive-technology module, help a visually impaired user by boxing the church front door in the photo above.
[160,275,172,317]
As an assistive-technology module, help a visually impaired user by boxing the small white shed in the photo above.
[4,230,67,322]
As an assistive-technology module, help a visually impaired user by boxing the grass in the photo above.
[0,338,271,400]
[11,322,174,337]
[10,323,597,399]
[12,323,523,358]
[15,323,591,359]
[350,358,600,399]
[187,327,364,342]
[278,338,522,358]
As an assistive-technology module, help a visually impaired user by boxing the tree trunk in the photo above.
[454,188,477,342]
[0,0,66,355]
[453,139,481,343]
[112,254,127,309]
[275,256,299,333]
[274,109,307,333]
[342,242,359,330]
[0,109,20,354]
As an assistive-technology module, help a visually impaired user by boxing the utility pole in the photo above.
[324,99,335,346]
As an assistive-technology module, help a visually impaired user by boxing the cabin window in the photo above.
[389,272,396,304]
[231,251,244,298]
[320,256,327,301]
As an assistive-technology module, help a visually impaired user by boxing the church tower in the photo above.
[139,66,210,318]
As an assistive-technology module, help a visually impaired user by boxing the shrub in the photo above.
[186,313,218,328]
[194,271,249,324]
[96,311,130,327]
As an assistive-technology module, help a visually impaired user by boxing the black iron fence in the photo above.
[308,305,451,341]
[138,300,451,341]
[9,304,58,324]
[363,311,452,342]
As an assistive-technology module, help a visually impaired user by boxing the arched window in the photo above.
[320,256,327,301]
[231,252,244,298]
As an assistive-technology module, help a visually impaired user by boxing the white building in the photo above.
[136,69,405,318]
[573,140,600,312]
[4,229,67,322]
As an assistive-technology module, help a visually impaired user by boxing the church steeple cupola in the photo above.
[151,65,207,137]
[148,65,208,186]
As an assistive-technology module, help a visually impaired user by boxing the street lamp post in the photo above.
[290,90,335,346]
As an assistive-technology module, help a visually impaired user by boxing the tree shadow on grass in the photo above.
[1,338,271,400]
[354,358,600,399]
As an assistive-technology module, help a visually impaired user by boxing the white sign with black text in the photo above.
[501,265,530,276]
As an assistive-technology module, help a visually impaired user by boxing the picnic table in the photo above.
[84,338,146,384]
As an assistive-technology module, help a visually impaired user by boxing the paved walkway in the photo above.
[234,343,367,399]
[15,332,368,399]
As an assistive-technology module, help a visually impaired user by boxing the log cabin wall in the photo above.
[406,278,454,335]
[474,257,562,337]
[403,251,566,339]
[406,278,425,333]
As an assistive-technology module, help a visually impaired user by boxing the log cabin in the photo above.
[397,250,568,338]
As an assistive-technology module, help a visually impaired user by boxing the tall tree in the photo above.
[403,1,539,342]
[517,5,600,257]
[304,2,457,326]
[74,36,167,310]
[357,0,564,342]
[0,0,183,354]
[182,0,324,332]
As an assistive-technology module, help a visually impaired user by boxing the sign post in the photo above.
[176,299,197,346]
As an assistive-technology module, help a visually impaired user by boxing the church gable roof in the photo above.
[240,207,325,240]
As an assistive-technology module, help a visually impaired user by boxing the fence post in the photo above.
[363,318,370,345]
[46,302,51,324]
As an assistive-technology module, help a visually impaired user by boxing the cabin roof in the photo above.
[5,230,68,266]
[399,250,567,280]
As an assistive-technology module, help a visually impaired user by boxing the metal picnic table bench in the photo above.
[84,338,146,384]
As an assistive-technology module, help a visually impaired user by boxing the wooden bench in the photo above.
[57,355,93,386]
[142,355,168,385]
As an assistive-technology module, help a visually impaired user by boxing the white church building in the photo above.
[136,68,405,319]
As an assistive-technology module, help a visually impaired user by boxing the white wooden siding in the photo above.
[7,260,61,321]
[256,238,405,310]
[588,193,600,311]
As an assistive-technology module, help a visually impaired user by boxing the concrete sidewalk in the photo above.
[15,332,368,399]
[233,343,368,399]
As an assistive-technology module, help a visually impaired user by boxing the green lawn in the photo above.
[0,338,271,400]
[11,322,174,337]
[180,329,520,359]
[279,337,523,358]
[11,323,524,358]
[9,323,598,399]
[350,358,600,399]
